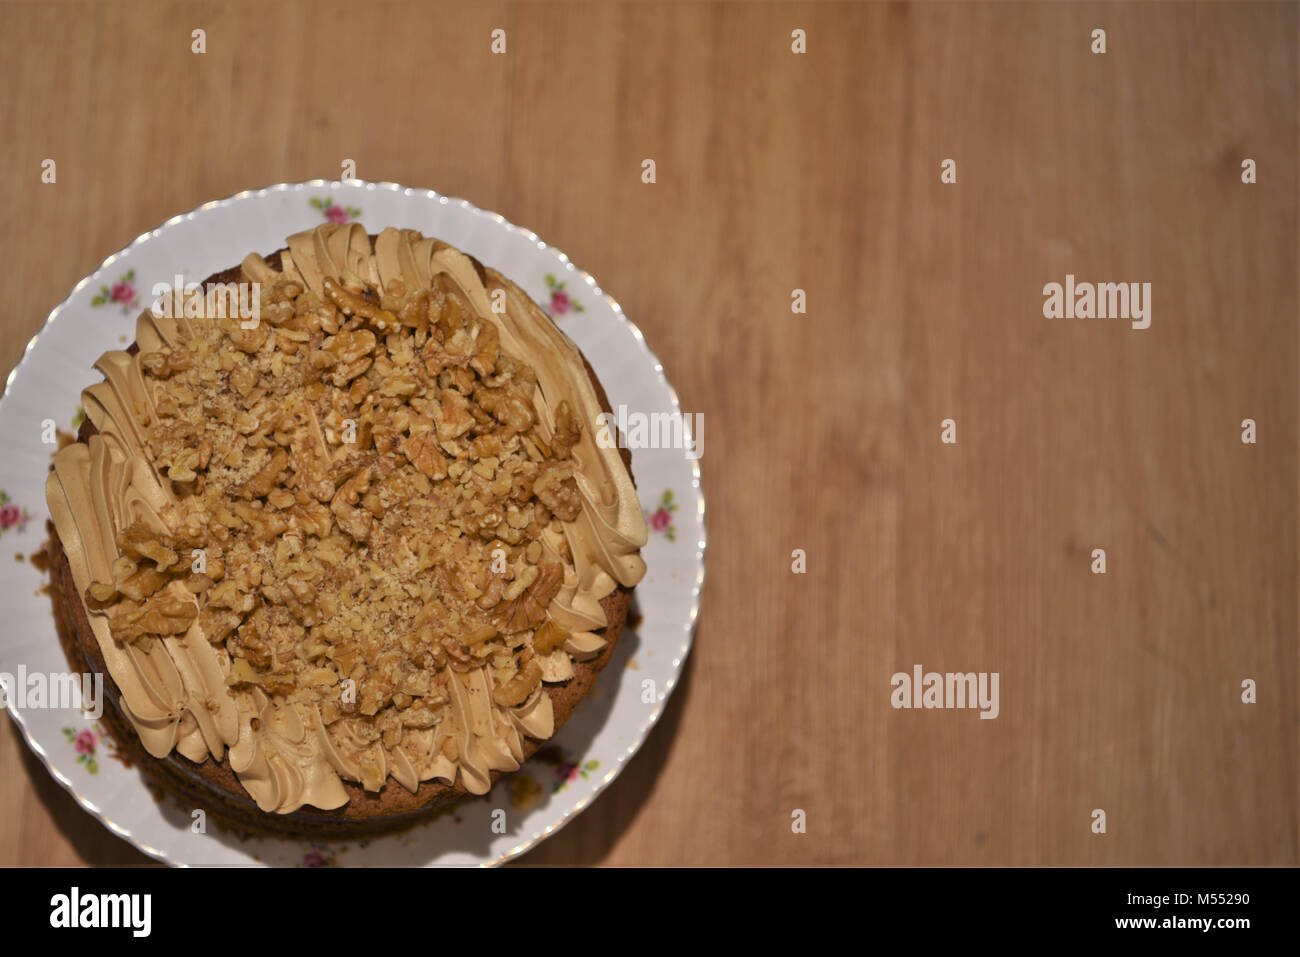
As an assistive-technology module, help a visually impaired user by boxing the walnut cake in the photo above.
[44,224,647,837]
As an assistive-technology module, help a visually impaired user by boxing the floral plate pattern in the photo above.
[0,181,704,867]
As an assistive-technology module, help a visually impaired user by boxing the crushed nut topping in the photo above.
[87,266,586,773]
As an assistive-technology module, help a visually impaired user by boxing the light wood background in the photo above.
[0,1,1295,866]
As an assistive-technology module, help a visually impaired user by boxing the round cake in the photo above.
[44,223,647,838]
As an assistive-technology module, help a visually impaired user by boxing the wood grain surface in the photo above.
[0,0,1295,866]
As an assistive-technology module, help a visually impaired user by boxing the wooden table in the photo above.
[0,1,1294,866]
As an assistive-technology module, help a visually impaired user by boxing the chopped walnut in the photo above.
[330,465,374,542]
[534,465,582,522]
[235,448,288,499]
[100,254,601,786]
[493,659,541,707]
[551,400,581,457]
[401,430,447,480]
[533,619,571,655]
[491,563,563,634]
[99,586,197,643]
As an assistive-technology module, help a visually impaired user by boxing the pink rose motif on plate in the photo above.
[552,758,598,793]
[530,746,600,793]
[0,491,30,537]
[299,846,338,868]
[90,269,140,312]
[543,273,585,317]
[61,726,105,773]
[310,196,362,224]
[646,489,678,542]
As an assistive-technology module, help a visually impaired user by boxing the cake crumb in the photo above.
[27,545,50,573]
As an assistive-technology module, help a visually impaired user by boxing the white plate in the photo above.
[0,181,704,866]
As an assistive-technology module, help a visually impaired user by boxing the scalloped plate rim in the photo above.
[0,179,706,867]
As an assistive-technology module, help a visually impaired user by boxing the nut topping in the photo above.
[86,257,594,784]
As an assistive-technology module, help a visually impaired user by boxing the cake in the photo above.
[44,223,647,838]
